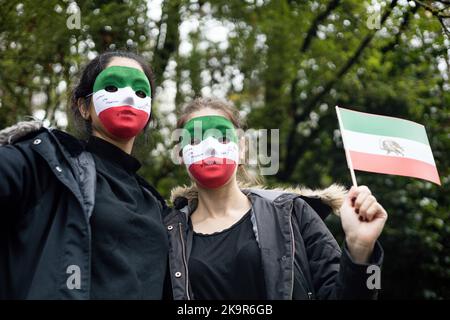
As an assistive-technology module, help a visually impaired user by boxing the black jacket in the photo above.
[0,123,166,299]
[164,187,384,300]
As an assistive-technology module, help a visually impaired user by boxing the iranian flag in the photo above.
[336,107,441,185]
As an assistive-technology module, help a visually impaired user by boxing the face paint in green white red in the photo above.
[92,66,151,139]
[181,115,239,189]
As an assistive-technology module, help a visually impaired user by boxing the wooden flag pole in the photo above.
[335,106,358,187]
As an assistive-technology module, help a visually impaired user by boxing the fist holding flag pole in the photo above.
[340,185,388,264]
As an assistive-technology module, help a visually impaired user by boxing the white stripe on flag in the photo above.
[342,129,436,166]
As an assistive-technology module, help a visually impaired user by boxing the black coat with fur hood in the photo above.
[164,184,384,300]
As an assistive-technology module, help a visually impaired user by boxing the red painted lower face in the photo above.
[98,105,149,139]
[188,156,237,189]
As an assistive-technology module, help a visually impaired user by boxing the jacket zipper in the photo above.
[289,215,295,299]
[290,215,313,300]
[178,222,191,300]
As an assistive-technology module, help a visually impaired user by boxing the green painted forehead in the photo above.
[93,66,151,96]
[181,115,238,148]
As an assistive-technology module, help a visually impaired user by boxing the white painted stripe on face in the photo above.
[93,87,151,115]
[342,129,436,166]
[182,136,239,166]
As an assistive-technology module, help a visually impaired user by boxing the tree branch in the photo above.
[278,0,399,180]
[300,0,341,53]
[297,0,398,123]
[381,5,418,54]
[414,0,450,36]
[152,0,181,79]
[281,0,342,179]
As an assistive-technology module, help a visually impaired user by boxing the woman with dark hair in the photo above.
[0,51,168,299]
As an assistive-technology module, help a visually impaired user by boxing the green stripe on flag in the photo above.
[339,107,429,145]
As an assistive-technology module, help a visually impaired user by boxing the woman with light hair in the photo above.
[165,97,387,300]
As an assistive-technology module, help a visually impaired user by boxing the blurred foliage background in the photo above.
[0,0,449,299]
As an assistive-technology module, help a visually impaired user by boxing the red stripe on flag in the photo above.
[349,150,441,185]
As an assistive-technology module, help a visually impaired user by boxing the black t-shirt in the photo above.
[188,209,266,300]
[86,136,168,299]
